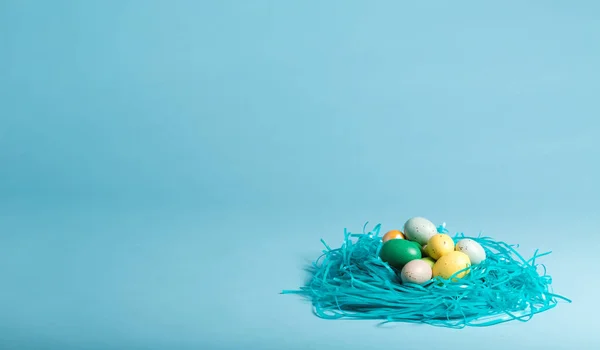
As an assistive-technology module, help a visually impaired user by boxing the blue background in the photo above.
[0,1,597,349]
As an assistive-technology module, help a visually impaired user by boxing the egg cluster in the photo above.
[379,217,487,285]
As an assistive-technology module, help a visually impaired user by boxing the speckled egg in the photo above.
[403,217,438,245]
[400,259,433,285]
[426,234,455,260]
[382,229,405,243]
[432,251,471,281]
[455,238,486,265]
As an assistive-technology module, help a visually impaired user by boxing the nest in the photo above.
[283,223,570,328]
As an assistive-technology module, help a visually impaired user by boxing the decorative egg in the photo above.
[455,238,486,265]
[426,234,455,260]
[400,259,433,285]
[432,251,471,281]
[403,217,438,245]
[382,229,405,243]
[421,244,429,257]
[379,239,422,269]
[421,257,436,268]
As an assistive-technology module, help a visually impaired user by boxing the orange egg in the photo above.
[382,230,405,243]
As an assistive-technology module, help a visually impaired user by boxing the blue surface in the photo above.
[0,1,598,349]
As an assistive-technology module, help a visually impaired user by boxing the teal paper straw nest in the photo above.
[283,223,571,328]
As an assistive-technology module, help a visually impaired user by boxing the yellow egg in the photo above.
[426,234,455,260]
[432,251,471,281]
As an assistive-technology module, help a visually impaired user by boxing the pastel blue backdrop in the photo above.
[1,1,598,349]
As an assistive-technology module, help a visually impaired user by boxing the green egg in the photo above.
[379,239,422,269]
[408,240,421,248]
[421,257,436,268]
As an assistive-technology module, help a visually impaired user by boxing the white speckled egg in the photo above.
[455,239,486,265]
[403,217,438,245]
[400,259,433,284]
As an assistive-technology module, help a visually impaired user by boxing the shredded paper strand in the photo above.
[282,223,570,328]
